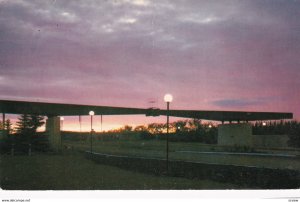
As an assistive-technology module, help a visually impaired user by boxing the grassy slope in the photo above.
[0,152,239,190]
[64,140,300,170]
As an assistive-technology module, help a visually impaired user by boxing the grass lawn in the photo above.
[0,152,240,190]
[63,139,227,159]
[64,139,300,170]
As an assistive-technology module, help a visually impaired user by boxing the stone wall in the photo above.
[86,152,300,189]
[253,135,289,148]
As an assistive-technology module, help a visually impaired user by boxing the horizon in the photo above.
[3,112,297,133]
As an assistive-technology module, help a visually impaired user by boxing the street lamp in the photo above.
[89,111,95,153]
[164,93,173,172]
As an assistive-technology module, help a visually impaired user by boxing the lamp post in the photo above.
[164,94,173,172]
[89,111,95,153]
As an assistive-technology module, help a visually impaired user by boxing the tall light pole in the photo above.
[164,94,173,172]
[89,111,95,153]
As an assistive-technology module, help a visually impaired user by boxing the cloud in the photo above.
[212,98,267,108]
[0,0,299,118]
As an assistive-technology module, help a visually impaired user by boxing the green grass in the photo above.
[63,139,300,170]
[64,139,218,158]
[0,152,239,190]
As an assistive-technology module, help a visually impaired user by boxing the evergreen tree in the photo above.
[0,119,12,134]
[15,114,31,134]
[5,119,13,134]
[0,120,3,130]
[15,114,45,143]
[29,115,45,132]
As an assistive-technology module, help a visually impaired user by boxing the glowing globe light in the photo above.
[164,94,173,103]
[89,111,95,116]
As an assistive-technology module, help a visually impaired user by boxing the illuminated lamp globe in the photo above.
[60,117,64,121]
[89,111,95,116]
[164,94,173,103]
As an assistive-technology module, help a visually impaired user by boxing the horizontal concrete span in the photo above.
[0,99,294,151]
[0,99,293,121]
[86,152,300,189]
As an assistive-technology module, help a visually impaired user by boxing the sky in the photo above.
[1,0,300,131]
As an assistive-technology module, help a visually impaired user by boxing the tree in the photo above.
[15,114,45,143]
[29,115,45,132]
[0,119,12,137]
[172,120,188,133]
[5,119,13,134]
[134,125,147,132]
[147,123,164,134]
[287,121,300,148]
[123,125,133,132]
[187,119,202,131]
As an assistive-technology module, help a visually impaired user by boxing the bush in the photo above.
[287,121,300,148]
[138,131,154,140]
[0,133,50,154]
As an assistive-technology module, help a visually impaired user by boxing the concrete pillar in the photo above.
[0,113,6,140]
[218,123,253,147]
[2,113,5,129]
[46,116,61,152]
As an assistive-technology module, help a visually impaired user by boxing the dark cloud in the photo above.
[212,98,267,108]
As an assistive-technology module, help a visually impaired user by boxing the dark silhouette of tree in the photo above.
[287,121,300,148]
[1,119,12,131]
[5,119,13,134]
[0,119,12,137]
[134,125,147,132]
[147,123,164,134]
[123,125,133,132]
[172,120,188,133]
[15,114,31,138]
[187,119,202,131]
[15,114,45,143]
[0,120,4,131]
[134,125,151,139]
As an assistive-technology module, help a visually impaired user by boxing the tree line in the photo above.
[1,115,300,149]
[0,114,46,153]
[95,119,300,147]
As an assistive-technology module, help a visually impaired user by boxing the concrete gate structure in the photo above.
[0,99,293,151]
[218,123,253,147]
[46,116,61,152]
